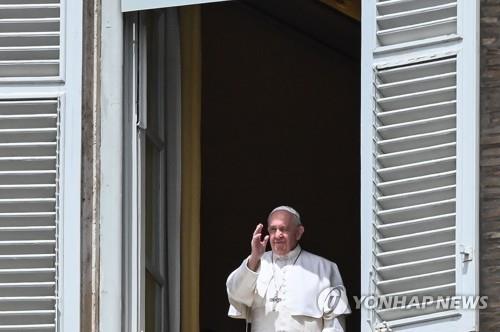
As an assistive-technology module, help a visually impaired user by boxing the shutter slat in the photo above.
[376,156,456,182]
[376,86,455,110]
[0,309,56,326]
[376,213,455,238]
[377,57,456,82]
[0,296,55,311]
[377,101,456,125]
[0,241,56,245]
[0,159,56,172]
[377,3,456,30]
[376,0,453,15]
[0,114,57,130]
[0,268,55,273]
[0,114,56,119]
[377,72,456,96]
[0,254,54,269]
[0,171,55,185]
[0,142,56,146]
[0,128,56,133]
[377,199,455,224]
[377,114,456,139]
[0,130,57,143]
[0,61,58,77]
[0,324,55,330]
[376,269,455,294]
[376,184,455,209]
[0,4,60,9]
[376,226,455,252]
[0,0,59,3]
[376,304,459,323]
[0,269,56,284]
[0,46,58,61]
[0,142,57,158]
[0,227,55,241]
[0,245,55,256]
[0,186,56,198]
[376,254,455,280]
[377,17,456,46]
[0,310,55,315]
[0,32,59,38]
[0,18,59,23]
[375,241,455,266]
[377,171,455,195]
[377,142,455,167]
[377,128,456,154]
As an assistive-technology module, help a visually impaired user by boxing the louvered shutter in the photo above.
[0,0,61,80]
[374,56,459,327]
[361,1,479,331]
[0,99,59,331]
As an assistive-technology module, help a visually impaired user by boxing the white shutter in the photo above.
[0,0,61,80]
[373,55,459,326]
[361,1,479,331]
[0,99,59,331]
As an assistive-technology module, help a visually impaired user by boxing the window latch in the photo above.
[375,321,392,332]
[460,245,473,262]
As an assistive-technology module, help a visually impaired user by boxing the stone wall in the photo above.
[480,1,500,330]
[80,0,101,330]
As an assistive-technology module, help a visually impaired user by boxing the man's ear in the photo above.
[296,225,305,240]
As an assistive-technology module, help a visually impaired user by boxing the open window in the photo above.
[123,1,361,332]
[123,10,182,332]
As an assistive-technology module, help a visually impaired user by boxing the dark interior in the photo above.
[200,1,361,331]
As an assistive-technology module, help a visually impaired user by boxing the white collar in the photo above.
[273,244,302,262]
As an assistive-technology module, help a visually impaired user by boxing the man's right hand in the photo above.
[248,223,269,272]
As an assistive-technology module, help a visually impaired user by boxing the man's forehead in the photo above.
[268,211,294,224]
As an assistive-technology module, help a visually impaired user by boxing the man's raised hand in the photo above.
[247,223,269,272]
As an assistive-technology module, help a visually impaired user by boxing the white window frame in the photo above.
[361,1,479,331]
[122,9,182,332]
[121,0,229,12]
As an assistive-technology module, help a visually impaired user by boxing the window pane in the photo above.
[146,139,160,266]
[145,269,161,332]
[146,13,164,141]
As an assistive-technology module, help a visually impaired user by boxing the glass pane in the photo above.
[145,139,160,265]
[146,13,164,141]
[145,269,161,332]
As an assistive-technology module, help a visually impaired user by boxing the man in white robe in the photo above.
[226,206,351,332]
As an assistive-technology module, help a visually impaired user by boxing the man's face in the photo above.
[267,211,304,256]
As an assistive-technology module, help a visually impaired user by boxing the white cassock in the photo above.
[226,245,351,332]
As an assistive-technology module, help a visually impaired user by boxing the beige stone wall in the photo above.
[480,1,500,330]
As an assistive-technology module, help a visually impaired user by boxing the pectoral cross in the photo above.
[270,292,282,311]
[270,294,282,304]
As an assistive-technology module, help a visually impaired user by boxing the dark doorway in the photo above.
[200,1,360,331]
